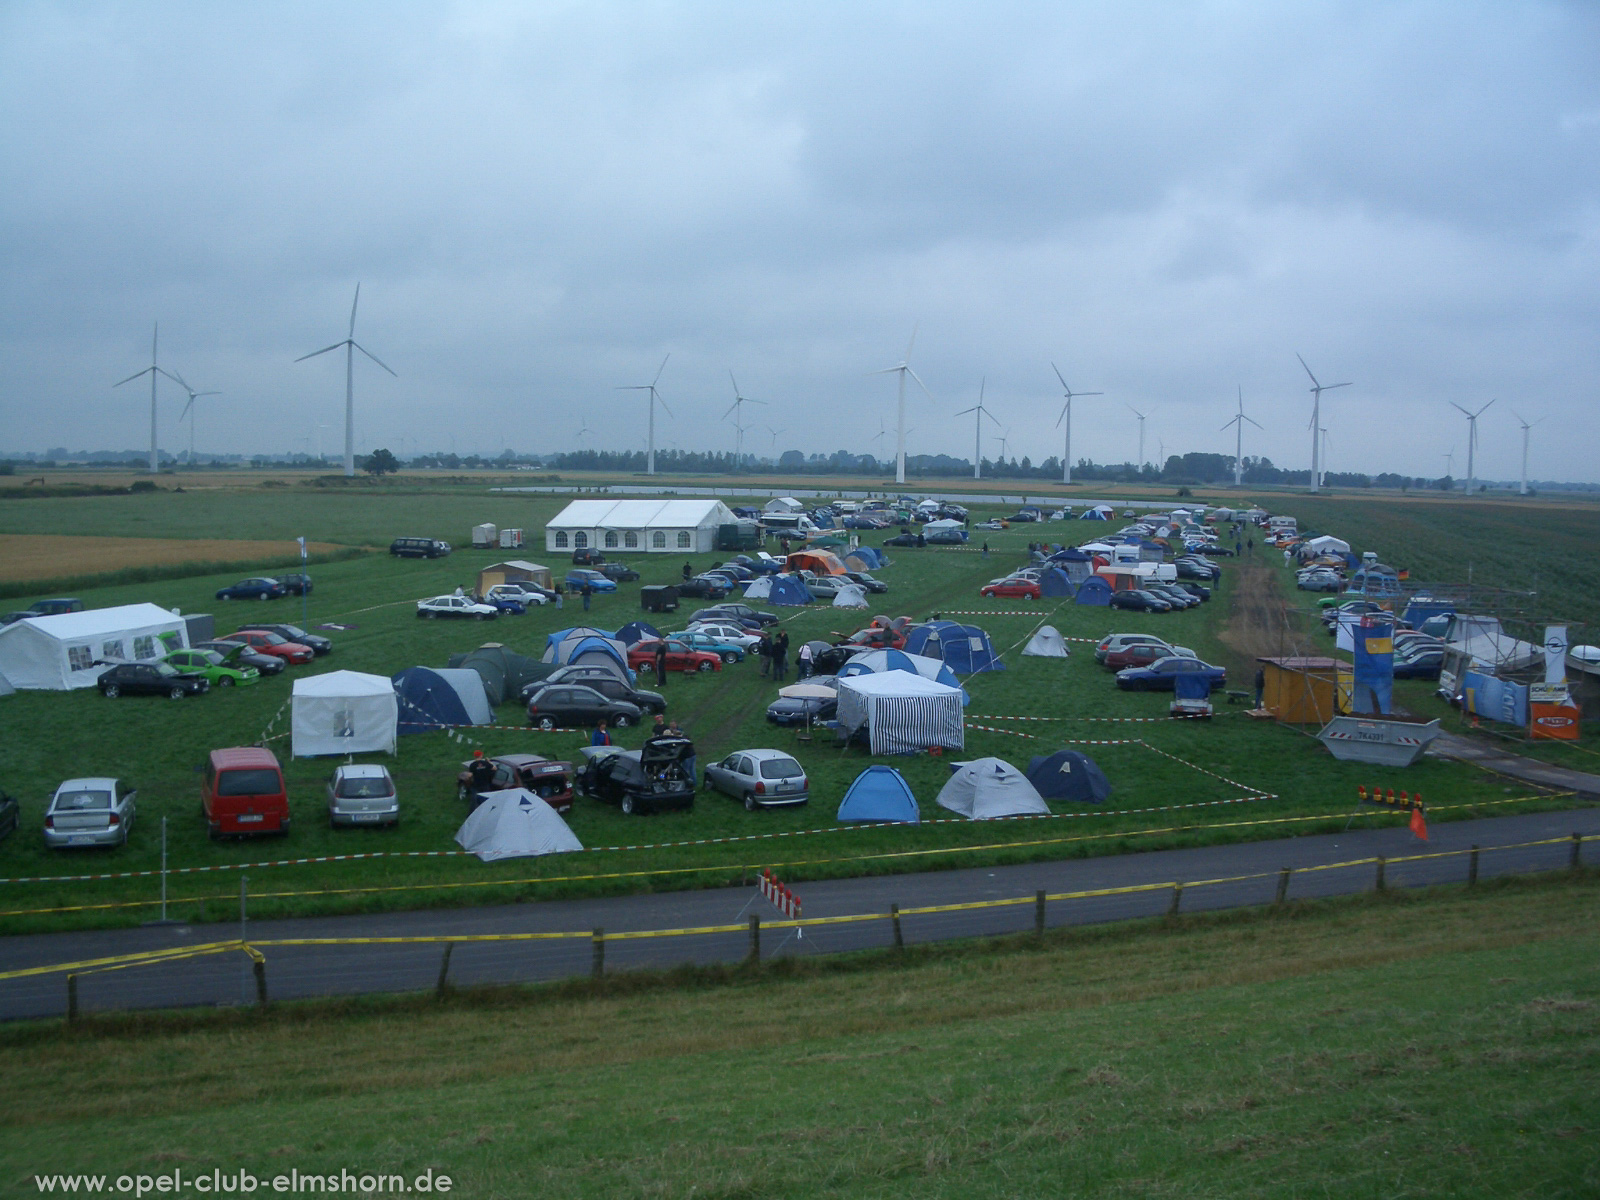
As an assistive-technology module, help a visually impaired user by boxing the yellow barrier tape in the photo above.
[0,940,243,982]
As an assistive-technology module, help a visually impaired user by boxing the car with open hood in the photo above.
[193,638,286,675]
[456,753,574,812]
[97,661,210,699]
[161,647,260,688]
[577,738,696,815]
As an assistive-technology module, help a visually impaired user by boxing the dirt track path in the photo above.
[1218,561,1319,670]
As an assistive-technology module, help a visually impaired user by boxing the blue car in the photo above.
[216,577,287,601]
[1115,656,1227,692]
[481,594,528,615]
[565,569,618,592]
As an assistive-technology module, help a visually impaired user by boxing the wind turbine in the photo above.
[1126,404,1154,468]
[1513,411,1543,496]
[1051,364,1102,484]
[870,420,889,463]
[113,322,181,474]
[871,330,930,485]
[1450,399,1494,496]
[767,426,786,452]
[295,285,396,477]
[725,372,766,469]
[617,355,672,475]
[1442,447,1455,480]
[1297,354,1350,493]
[1220,387,1262,486]
[577,419,593,445]
[172,371,221,466]
[996,427,1013,465]
[955,379,1001,479]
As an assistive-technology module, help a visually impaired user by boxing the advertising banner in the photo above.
[1350,613,1395,715]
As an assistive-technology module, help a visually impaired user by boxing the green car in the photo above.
[162,648,261,688]
[665,631,746,664]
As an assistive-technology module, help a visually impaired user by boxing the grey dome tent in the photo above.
[935,757,1050,819]
[454,788,583,861]
[1025,750,1112,804]
[836,766,920,823]
[1022,625,1070,658]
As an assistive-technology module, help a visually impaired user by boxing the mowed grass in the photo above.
[0,484,1571,933]
[1,878,1596,1198]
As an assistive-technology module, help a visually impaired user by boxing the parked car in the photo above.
[235,623,333,655]
[980,577,1042,600]
[456,753,574,812]
[390,537,451,558]
[1008,511,1040,523]
[193,638,285,675]
[43,778,136,849]
[600,562,641,583]
[1103,642,1197,671]
[677,576,730,600]
[202,746,290,838]
[161,647,260,688]
[0,789,16,842]
[326,764,399,828]
[1116,657,1227,692]
[766,692,838,727]
[571,547,606,566]
[1392,650,1444,680]
[1095,633,1170,663]
[276,573,314,596]
[216,629,315,664]
[1109,590,1171,613]
[924,528,969,545]
[883,532,926,548]
[2,597,85,624]
[566,568,618,593]
[479,593,527,615]
[834,626,906,651]
[416,594,499,621]
[843,571,889,594]
[525,683,644,730]
[684,620,764,651]
[485,582,550,607]
[520,666,664,714]
[665,630,746,663]
[97,661,210,699]
[691,603,778,628]
[809,644,867,675]
[576,739,696,815]
[974,519,1007,531]
[1146,584,1201,610]
[215,577,287,601]
[626,638,723,674]
[704,749,810,810]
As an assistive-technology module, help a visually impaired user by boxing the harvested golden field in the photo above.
[0,534,346,584]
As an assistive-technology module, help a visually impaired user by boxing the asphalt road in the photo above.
[1,805,1594,1022]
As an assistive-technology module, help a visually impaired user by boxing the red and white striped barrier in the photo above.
[759,867,802,918]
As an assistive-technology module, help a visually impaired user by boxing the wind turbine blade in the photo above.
[983,409,1001,426]
[295,342,346,363]
[978,377,986,405]
[904,324,918,362]
[170,370,192,392]
[954,406,978,417]
[1450,402,1471,417]
[1244,415,1263,429]
[1478,398,1496,416]
[1296,353,1321,389]
[112,368,149,388]
[1051,362,1069,391]
[869,365,902,376]
[617,385,650,391]
[179,397,196,422]
[1326,381,1352,391]
[349,283,360,338]
[1220,417,1237,432]
[652,354,671,387]
[198,390,221,398]
[746,396,766,406]
[723,400,740,419]
[155,366,184,386]
[1077,391,1104,398]
[905,366,931,398]
[351,342,397,376]
[657,393,674,419]
[728,370,740,398]
[1055,403,1068,428]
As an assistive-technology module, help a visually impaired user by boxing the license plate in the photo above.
[351,813,381,822]
[68,836,95,845]
[237,814,264,824]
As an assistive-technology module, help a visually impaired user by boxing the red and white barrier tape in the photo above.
[759,867,801,917]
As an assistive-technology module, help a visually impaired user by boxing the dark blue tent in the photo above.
[392,667,472,736]
[836,765,921,823]
[613,620,661,646]
[1025,750,1112,804]
[767,575,814,606]
[1039,567,1076,597]
[902,620,1005,674]
[1073,576,1113,606]
[851,546,887,569]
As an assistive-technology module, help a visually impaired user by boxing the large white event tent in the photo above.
[0,604,189,690]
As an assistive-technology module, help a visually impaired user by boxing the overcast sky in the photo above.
[2,1,1597,480]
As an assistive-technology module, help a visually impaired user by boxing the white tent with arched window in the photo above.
[545,498,738,555]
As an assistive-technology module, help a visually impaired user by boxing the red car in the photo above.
[1103,642,1189,671]
[980,578,1042,600]
[626,638,723,674]
[216,629,315,665]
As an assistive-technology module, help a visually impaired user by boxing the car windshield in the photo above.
[335,775,393,799]
[56,789,111,810]
[280,625,309,638]
[154,663,181,677]
[255,632,287,645]
[759,758,804,780]
[195,650,224,666]
[216,768,282,797]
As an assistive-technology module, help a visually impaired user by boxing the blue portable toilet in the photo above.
[1073,576,1113,606]
[836,765,921,823]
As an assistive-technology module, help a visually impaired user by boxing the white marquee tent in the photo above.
[836,671,965,755]
[0,603,189,690]
[545,498,738,555]
[291,670,399,758]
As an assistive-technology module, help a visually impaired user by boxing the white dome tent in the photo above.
[936,758,1050,820]
[1022,625,1070,658]
[455,789,584,861]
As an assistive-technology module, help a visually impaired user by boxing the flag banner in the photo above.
[298,535,308,562]
[1543,625,1568,685]
[1351,613,1395,715]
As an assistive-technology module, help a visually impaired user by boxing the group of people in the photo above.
[756,628,792,681]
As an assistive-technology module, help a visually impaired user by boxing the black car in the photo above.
[691,603,778,628]
[1392,651,1443,680]
[809,645,866,676]
[215,577,287,601]
[571,547,606,566]
[677,576,729,600]
[1146,584,1200,610]
[766,694,838,726]
[883,532,926,547]
[97,662,210,699]
[0,789,18,841]
[600,562,641,583]
[193,639,286,675]
[390,537,451,558]
[520,666,665,713]
[235,623,333,656]
[843,571,889,594]
[1176,582,1211,601]
[276,573,314,596]
[577,738,696,815]
[1109,590,1170,612]
[525,683,643,730]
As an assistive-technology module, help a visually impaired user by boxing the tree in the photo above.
[362,448,400,476]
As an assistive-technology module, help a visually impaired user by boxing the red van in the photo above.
[203,747,290,837]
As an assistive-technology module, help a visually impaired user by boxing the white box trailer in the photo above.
[471,523,498,548]
[498,528,524,549]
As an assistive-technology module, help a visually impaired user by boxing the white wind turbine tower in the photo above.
[1442,447,1455,480]
[1126,404,1154,469]
[1297,354,1350,493]
[1513,412,1543,495]
[996,427,1013,465]
[872,330,930,485]
[295,285,396,477]
[172,371,221,465]
[870,420,889,465]
[113,323,181,474]
[1220,387,1262,486]
[1051,364,1102,484]
[1450,399,1494,496]
[617,355,672,475]
[767,426,786,450]
[955,379,1001,479]
[725,372,766,469]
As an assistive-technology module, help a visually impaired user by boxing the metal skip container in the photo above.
[1317,714,1441,767]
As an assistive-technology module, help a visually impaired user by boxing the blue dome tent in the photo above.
[766,575,815,606]
[392,667,491,735]
[1073,576,1113,606]
[1026,750,1113,804]
[836,765,921,823]
[547,634,633,679]
[836,648,969,703]
[1038,567,1076,597]
[902,620,1005,674]
[612,620,661,646]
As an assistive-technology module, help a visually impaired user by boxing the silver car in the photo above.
[704,749,810,811]
[44,777,136,848]
[326,764,399,828]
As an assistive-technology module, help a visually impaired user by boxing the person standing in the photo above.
[654,639,669,686]
[581,581,593,611]
[757,632,772,678]
[982,540,989,558]
[467,750,495,800]
[682,561,693,582]
[798,641,813,679]
[590,720,612,747]
[1254,666,1266,709]
[773,630,790,681]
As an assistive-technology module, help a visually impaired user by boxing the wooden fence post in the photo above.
[435,943,455,997]
[253,958,268,1007]
[891,903,903,950]
[1468,845,1479,886]
[591,928,605,978]
[66,974,78,1023]
[748,914,761,962]
[1167,883,1183,915]
[1035,890,1046,938]
[1275,867,1291,906]
[1571,833,1583,871]
[1375,856,1386,892]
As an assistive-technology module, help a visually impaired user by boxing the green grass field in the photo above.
[0,480,1584,933]
[3,876,1595,1198]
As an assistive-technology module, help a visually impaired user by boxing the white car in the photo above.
[326,764,399,828]
[484,583,548,607]
[703,749,810,810]
[44,777,136,849]
[685,620,763,650]
[416,595,498,620]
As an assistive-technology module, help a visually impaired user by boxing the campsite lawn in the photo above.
[0,481,1582,933]
[1,876,1595,1197]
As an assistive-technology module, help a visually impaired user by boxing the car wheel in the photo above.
[722,651,738,664]
[259,593,269,601]
[103,684,120,698]
[538,716,555,731]
[698,660,714,672]
[169,687,185,700]
[744,793,757,812]
[218,676,234,688]
[613,714,631,728]
[476,612,490,621]
[620,795,634,815]
[427,611,439,619]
